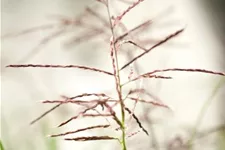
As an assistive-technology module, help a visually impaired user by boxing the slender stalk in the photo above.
[187,77,225,149]
[106,1,126,149]
[0,140,5,150]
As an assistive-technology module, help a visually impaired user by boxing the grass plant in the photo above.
[4,0,225,149]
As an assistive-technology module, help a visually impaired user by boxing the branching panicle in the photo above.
[7,64,113,76]
[5,1,225,150]
[64,136,117,141]
[113,0,145,26]
[50,125,110,137]
[125,107,149,136]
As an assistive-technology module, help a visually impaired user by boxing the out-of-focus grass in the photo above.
[2,111,58,150]
[1,114,11,150]
[188,76,225,149]
[41,121,58,150]
[214,77,225,150]
[0,139,5,150]
[218,126,225,150]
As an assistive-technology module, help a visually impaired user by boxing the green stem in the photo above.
[120,86,127,150]
[105,1,127,150]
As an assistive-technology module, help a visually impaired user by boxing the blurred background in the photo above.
[1,0,225,150]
